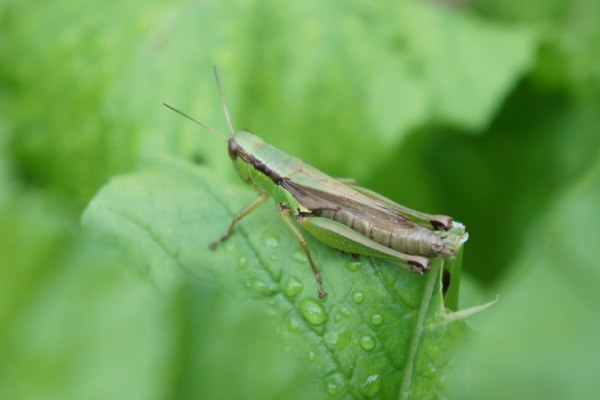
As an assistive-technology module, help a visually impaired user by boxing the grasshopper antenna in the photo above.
[213,65,235,135]
[162,103,228,142]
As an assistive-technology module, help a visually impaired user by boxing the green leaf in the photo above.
[1,0,536,204]
[473,0,600,99]
[448,158,600,399]
[82,158,477,399]
[0,192,313,400]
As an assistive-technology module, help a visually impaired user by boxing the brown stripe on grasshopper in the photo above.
[228,134,285,185]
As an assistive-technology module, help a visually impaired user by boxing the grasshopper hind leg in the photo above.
[296,215,431,274]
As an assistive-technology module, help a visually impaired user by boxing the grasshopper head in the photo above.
[228,130,265,183]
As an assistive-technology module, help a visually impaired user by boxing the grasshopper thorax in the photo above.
[228,130,292,187]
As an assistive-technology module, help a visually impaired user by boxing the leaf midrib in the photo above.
[398,260,440,399]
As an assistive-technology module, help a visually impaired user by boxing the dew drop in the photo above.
[360,335,375,351]
[360,374,382,398]
[291,248,307,263]
[299,298,328,326]
[352,291,365,304]
[252,280,269,295]
[370,313,383,326]
[345,259,362,272]
[266,307,277,318]
[334,330,352,350]
[269,253,279,261]
[307,351,316,362]
[326,382,339,396]
[288,318,299,332]
[238,256,248,269]
[421,362,438,378]
[283,277,303,297]
[261,231,280,248]
[339,306,352,319]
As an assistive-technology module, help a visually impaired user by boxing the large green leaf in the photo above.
[82,158,478,399]
[1,0,535,204]
[0,193,314,400]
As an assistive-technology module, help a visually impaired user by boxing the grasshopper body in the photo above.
[165,69,462,298]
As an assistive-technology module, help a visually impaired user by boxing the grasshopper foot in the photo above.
[209,232,232,250]
[338,250,359,261]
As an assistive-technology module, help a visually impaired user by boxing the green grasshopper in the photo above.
[164,69,463,298]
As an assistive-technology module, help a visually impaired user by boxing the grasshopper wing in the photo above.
[281,177,416,232]
[340,184,453,231]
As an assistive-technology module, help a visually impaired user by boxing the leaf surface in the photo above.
[82,158,474,398]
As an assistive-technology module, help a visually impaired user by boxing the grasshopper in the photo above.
[164,68,463,298]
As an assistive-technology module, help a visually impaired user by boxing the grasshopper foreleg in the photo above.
[278,206,326,298]
[210,193,269,250]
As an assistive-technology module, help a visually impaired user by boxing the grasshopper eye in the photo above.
[228,140,239,160]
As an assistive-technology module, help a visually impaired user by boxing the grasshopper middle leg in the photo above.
[279,205,326,298]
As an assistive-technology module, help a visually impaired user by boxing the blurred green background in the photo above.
[1,0,599,399]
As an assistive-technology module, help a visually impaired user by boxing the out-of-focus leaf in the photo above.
[473,0,600,99]
[370,81,600,283]
[448,158,600,399]
[0,196,169,399]
[0,193,312,400]
[81,157,477,398]
[0,0,168,204]
[0,0,535,205]
[152,0,535,181]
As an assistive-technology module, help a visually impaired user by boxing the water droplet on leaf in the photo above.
[360,374,382,398]
[252,280,268,294]
[261,231,280,248]
[283,277,303,297]
[345,259,362,271]
[360,335,375,351]
[288,318,299,332]
[291,248,307,263]
[334,330,352,350]
[326,382,338,395]
[299,298,328,326]
[352,291,364,304]
[370,313,383,325]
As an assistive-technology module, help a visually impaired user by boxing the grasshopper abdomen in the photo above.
[314,209,455,258]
